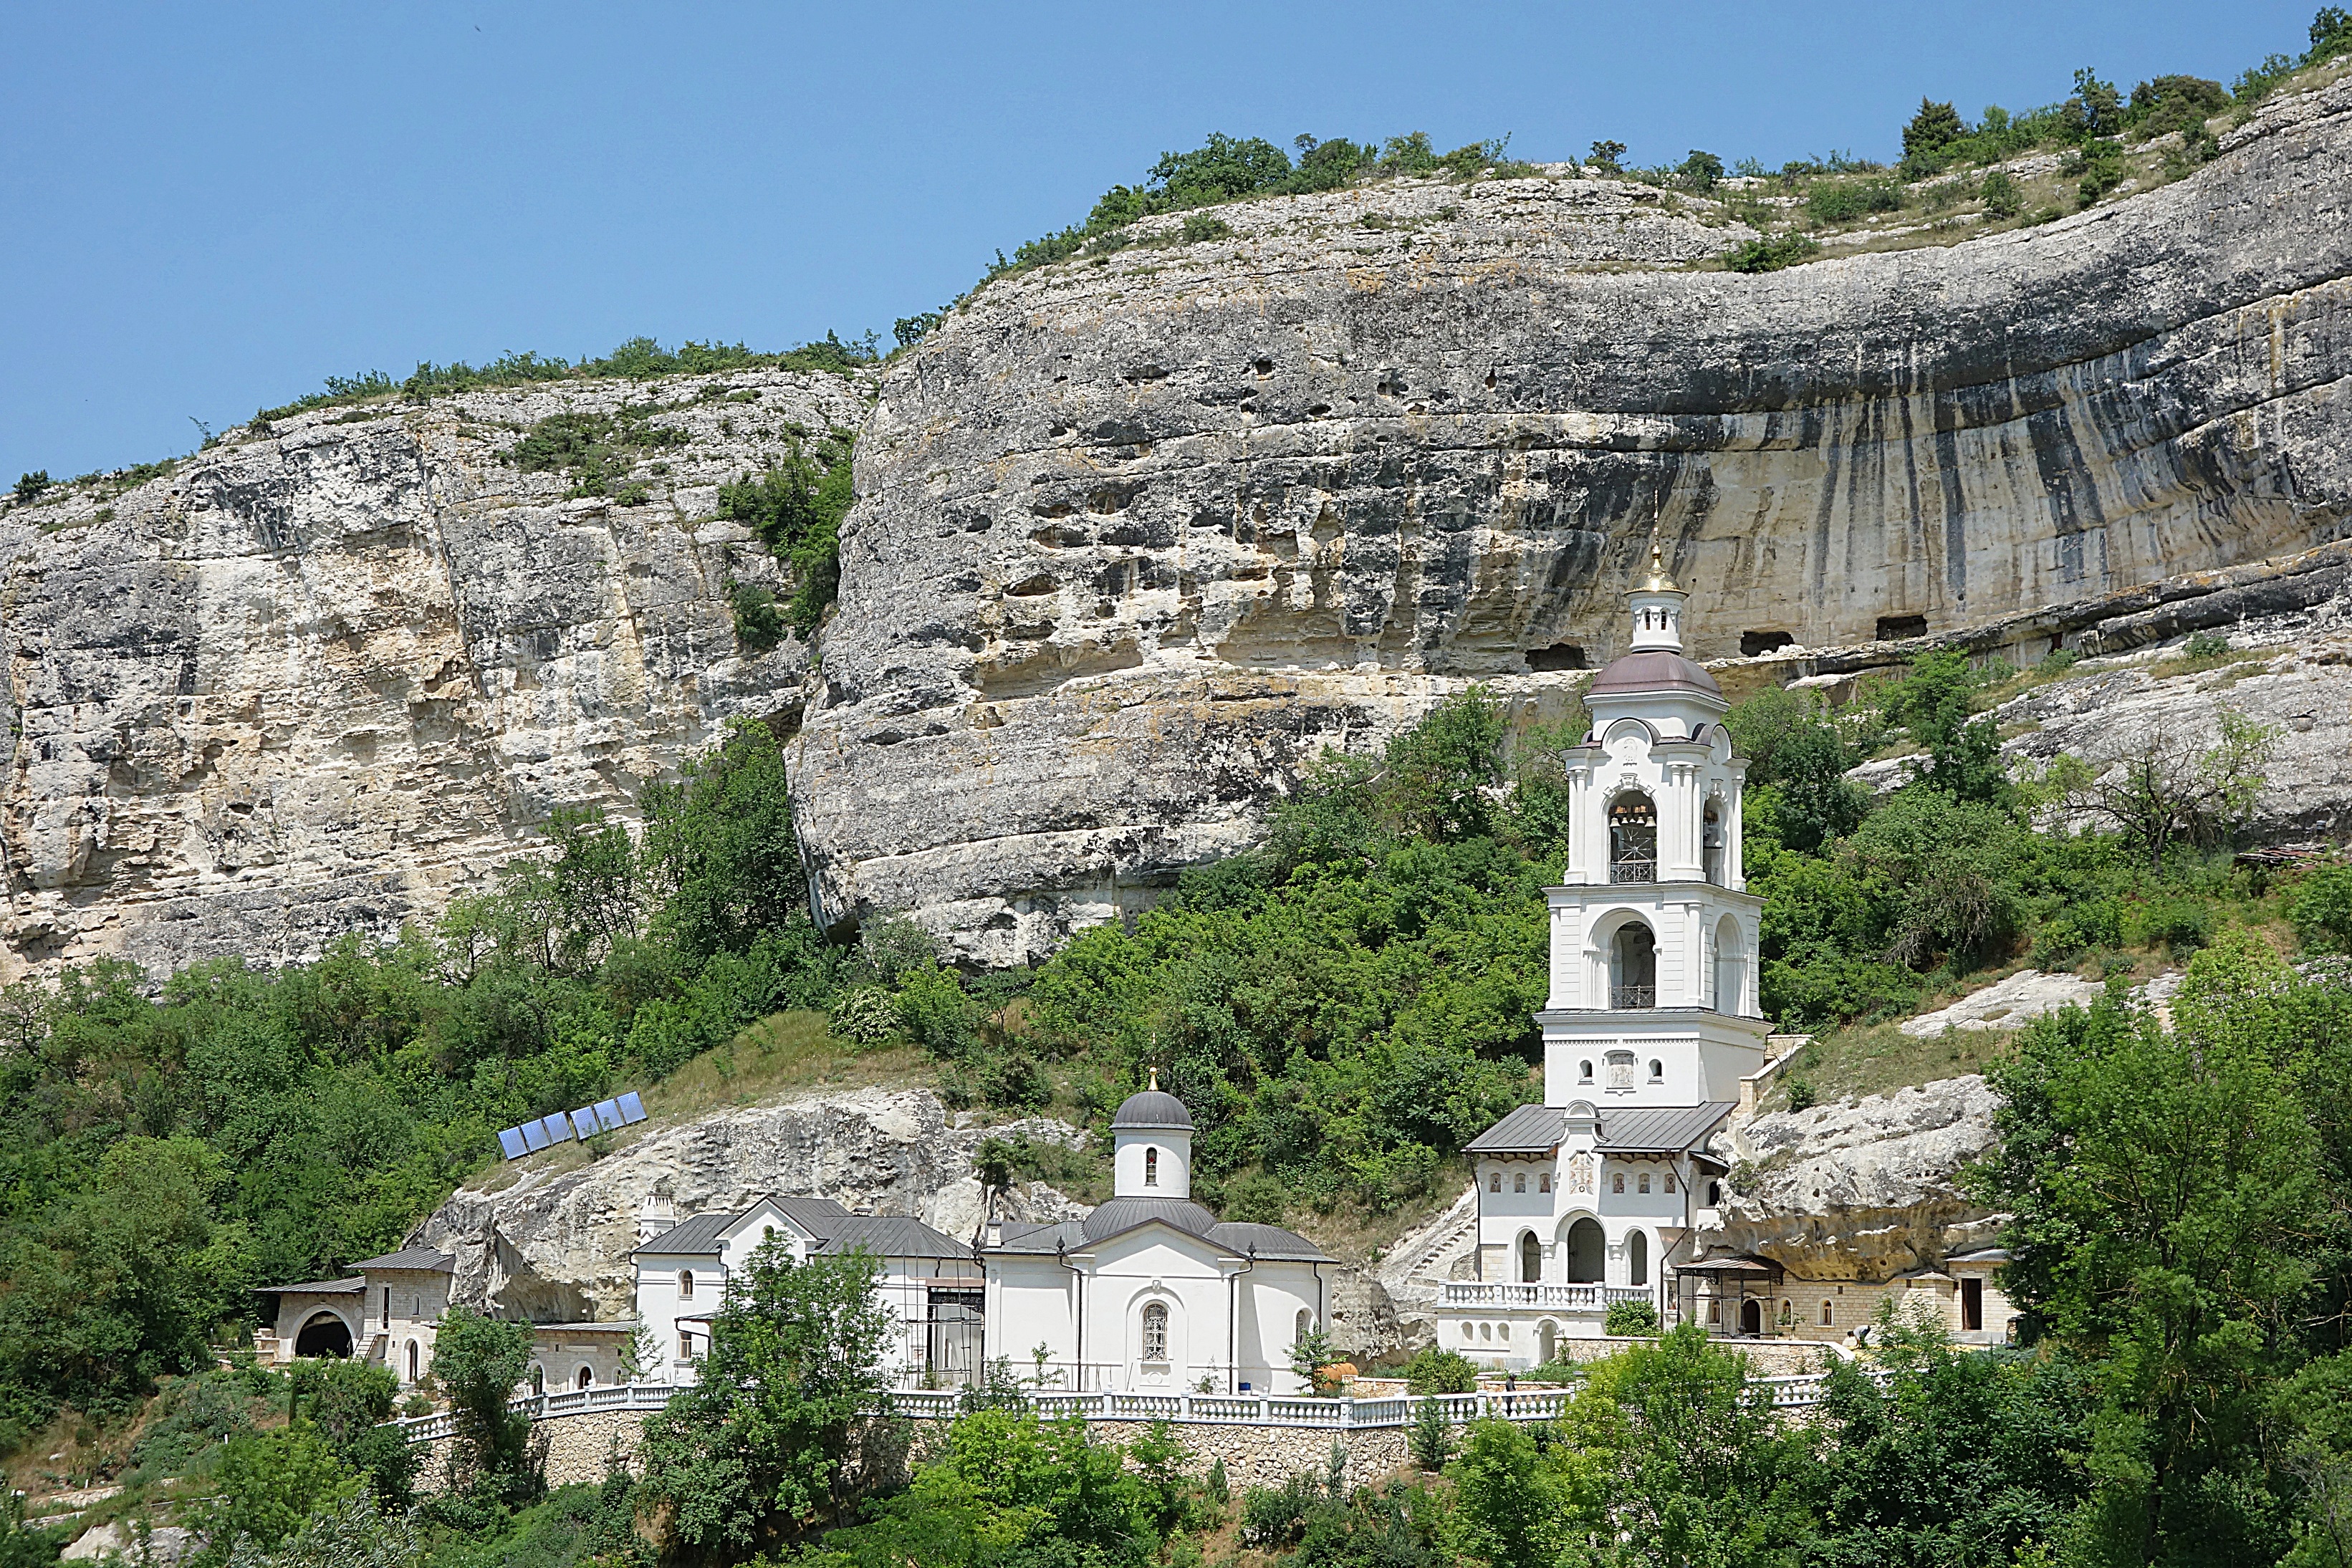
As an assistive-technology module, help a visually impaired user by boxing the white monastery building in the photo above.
[981,1077,1333,1393]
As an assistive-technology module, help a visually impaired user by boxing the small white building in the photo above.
[258,1247,458,1386]
[983,1079,1332,1394]
[1445,540,1772,1364]
[632,1195,981,1387]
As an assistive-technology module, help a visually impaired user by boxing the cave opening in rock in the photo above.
[1876,613,1929,641]
[1527,643,1588,671]
[1740,630,1795,657]
[294,1312,352,1358]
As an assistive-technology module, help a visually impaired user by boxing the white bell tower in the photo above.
[1539,536,1769,1108]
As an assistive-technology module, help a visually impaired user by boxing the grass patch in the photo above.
[1772,1018,2017,1107]
[642,1009,929,1122]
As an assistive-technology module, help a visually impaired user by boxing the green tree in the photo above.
[293,1360,420,1509]
[1677,149,1726,191]
[640,718,808,964]
[637,1236,897,1557]
[1902,98,1967,160]
[224,1490,421,1568]
[1977,936,2333,1565]
[1881,650,2007,804]
[429,1308,540,1499]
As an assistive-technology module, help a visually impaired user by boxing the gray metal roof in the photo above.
[352,1247,455,1273]
[992,1220,1088,1255]
[635,1198,963,1262]
[1208,1222,1332,1263]
[1110,1090,1193,1131]
[1083,1196,1218,1242]
[820,1215,973,1261]
[1464,1101,1736,1157]
[1588,650,1724,701]
[262,1276,365,1295]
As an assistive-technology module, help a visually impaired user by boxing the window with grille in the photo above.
[1141,1302,1168,1362]
[1609,794,1658,883]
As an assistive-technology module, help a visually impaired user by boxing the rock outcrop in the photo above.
[0,371,868,981]
[1713,1077,2007,1279]
[793,79,2352,963]
[416,1087,1085,1324]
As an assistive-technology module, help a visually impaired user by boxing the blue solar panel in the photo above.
[617,1092,647,1125]
[570,1108,600,1140]
[540,1114,572,1145]
[498,1127,529,1160]
[594,1099,623,1131]
[520,1120,550,1152]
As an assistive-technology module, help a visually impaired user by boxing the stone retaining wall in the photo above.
[417,1408,1416,1495]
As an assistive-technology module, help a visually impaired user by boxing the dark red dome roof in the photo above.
[1587,650,1724,700]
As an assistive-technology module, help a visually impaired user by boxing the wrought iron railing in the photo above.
[1611,985,1656,1009]
[1610,855,1656,884]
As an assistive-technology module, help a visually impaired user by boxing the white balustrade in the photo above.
[390,1369,1851,1444]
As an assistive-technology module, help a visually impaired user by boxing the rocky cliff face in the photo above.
[795,80,2352,963]
[0,371,866,981]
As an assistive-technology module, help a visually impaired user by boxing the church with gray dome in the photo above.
[980,1073,1334,1394]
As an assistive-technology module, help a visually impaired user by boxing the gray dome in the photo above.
[1587,649,1723,701]
[1110,1088,1194,1131]
[1083,1196,1218,1243]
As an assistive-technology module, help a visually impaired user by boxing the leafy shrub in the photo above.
[1220,1172,1289,1224]
[2128,74,2229,140]
[2235,52,2299,103]
[1588,139,1626,173]
[726,580,785,654]
[1181,213,1233,242]
[1981,168,2023,216]
[1805,178,1904,223]
[825,987,897,1049]
[1605,1299,1663,1336]
[2129,894,2212,952]
[2289,865,2352,951]
[1408,1395,1454,1469]
[2311,6,2352,63]
[2075,138,2129,204]
[12,471,51,503]
[1401,1347,1479,1395]
[2184,630,2231,659]
[1240,1474,1321,1547]
[1676,150,1725,192]
[980,1049,1052,1110]
[2060,68,2124,140]
[1724,234,1821,273]
[1782,1076,1819,1112]
[128,1370,259,1481]
[893,309,944,350]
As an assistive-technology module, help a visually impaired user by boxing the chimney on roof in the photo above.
[637,1192,676,1244]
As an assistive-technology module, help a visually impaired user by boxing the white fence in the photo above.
[1440,1282,1655,1309]
[393,1373,1842,1445]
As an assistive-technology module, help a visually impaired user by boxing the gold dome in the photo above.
[1638,531,1681,594]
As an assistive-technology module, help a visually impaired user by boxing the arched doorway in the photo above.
[1609,793,1657,883]
[1611,923,1656,1010]
[1563,1218,1605,1283]
[1702,802,1726,885]
[529,1364,545,1395]
[575,1366,594,1390]
[1628,1230,1648,1287]
[294,1312,352,1358]
[405,1340,420,1382]
[1538,1321,1557,1363]
[1739,1298,1762,1337]
[1518,1231,1541,1282]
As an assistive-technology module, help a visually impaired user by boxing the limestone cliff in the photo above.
[0,371,868,981]
[795,80,2352,963]
[416,1087,1085,1324]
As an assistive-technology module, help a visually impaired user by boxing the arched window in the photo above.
[1296,1309,1312,1344]
[576,1366,594,1390]
[1665,1173,1677,1193]
[1489,1172,1502,1193]
[1707,1180,1723,1206]
[1638,1173,1651,1194]
[678,1270,695,1300]
[1611,929,1656,1010]
[1628,1230,1648,1286]
[1578,1059,1593,1084]
[406,1340,420,1382]
[1703,802,1726,887]
[1611,1173,1625,1194]
[1513,1173,1526,1193]
[1648,1058,1664,1082]
[1519,1231,1541,1282]
[1609,794,1658,884]
[1461,1322,1476,1342]
[1821,1300,1835,1327]
[1539,1171,1551,1193]
[530,1364,545,1395]
[1145,1148,1159,1187]
[1715,915,1744,1016]
[1141,1302,1169,1362]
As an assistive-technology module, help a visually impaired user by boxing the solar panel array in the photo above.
[497,1090,647,1160]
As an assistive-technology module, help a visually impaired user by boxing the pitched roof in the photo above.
[991,1220,1088,1255]
[1082,1196,1219,1243]
[261,1276,365,1295]
[633,1197,963,1262]
[352,1247,455,1273]
[987,1208,1328,1263]
[1208,1222,1333,1263]
[1464,1102,1736,1157]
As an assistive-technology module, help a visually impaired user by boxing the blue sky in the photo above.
[1,1,2320,482]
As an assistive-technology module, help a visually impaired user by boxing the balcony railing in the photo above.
[1441,1282,1655,1310]
[1611,985,1655,1009]
[1609,855,1656,884]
